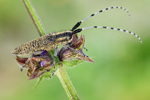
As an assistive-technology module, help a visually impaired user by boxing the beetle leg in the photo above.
[32,50,44,56]
[20,58,31,71]
[50,46,59,77]
[20,57,32,71]
[21,50,44,71]
[21,65,25,71]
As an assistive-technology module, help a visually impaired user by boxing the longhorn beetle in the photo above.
[12,6,142,76]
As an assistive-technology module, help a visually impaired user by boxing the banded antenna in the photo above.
[72,26,142,43]
[71,6,131,31]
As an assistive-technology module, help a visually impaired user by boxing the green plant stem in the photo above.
[23,0,46,36]
[22,0,80,99]
[56,66,80,100]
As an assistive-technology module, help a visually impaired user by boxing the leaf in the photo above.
[32,75,44,89]
[62,60,85,68]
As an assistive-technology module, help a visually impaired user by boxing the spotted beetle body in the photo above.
[12,31,73,55]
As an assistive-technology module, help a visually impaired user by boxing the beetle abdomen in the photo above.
[11,34,55,55]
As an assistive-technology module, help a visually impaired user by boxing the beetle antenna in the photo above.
[71,6,131,31]
[73,26,142,43]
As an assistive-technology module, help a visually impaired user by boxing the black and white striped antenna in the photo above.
[71,6,142,43]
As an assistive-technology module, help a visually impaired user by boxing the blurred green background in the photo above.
[0,0,150,100]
